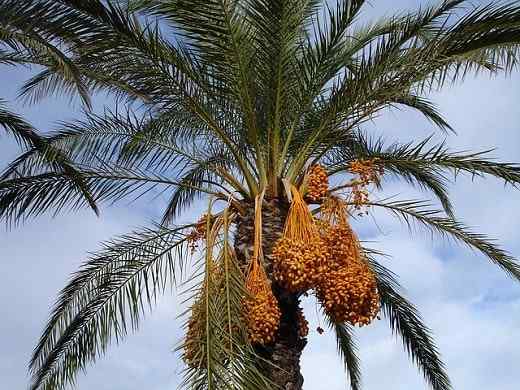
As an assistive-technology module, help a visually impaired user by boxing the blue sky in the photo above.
[1,1,520,389]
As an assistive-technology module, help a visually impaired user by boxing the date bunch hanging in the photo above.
[245,256,281,344]
[306,164,329,202]
[349,158,384,210]
[186,213,212,252]
[244,192,281,345]
[272,185,329,292]
[316,197,380,327]
[182,258,225,367]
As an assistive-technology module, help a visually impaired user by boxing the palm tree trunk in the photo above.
[235,198,307,390]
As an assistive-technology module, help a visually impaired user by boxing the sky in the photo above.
[1,1,520,390]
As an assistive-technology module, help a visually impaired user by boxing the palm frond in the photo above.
[324,314,361,390]
[367,258,452,390]
[2,0,258,191]
[286,1,520,172]
[283,0,468,175]
[0,166,221,225]
[0,99,45,148]
[325,134,453,216]
[279,0,366,176]
[162,156,235,224]
[369,199,520,282]
[369,137,520,186]
[0,100,99,216]
[0,108,215,174]
[29,223,192,390]
[180,206,272,389]
[389,95,454,133]
[329,135,520,217]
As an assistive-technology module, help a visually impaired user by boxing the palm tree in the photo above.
[2,0,520,389]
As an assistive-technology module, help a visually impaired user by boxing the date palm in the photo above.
[2,1,520,389]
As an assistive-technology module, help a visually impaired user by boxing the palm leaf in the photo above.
[328,135,520,216]
[369,199,520,282]
[29,223,192,390]
[180,205,272,389]
[0,166,221,225]
[367,258,452,390]
[324,314,361,390]
[0,99,46,148]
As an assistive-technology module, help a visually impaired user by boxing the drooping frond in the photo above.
[326,133,455,216]
[0,99,46,148]
[352,136,520,187]
[368,258,452,390]
[29,223,192,390]
[0,100,99,217]
[0,166,222,225]
[369,199,520,282]
[389,95,454,134]
[327,135,520,216]
[180,205,273,389]
[0,2,92,107]
[325,314,361,390]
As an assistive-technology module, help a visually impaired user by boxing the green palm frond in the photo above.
[0,166,222,225]
[0,0,113,108]
[327,135,520,216]
[2,1,520,389]
[0,100,99,216]
[180,206,272,389]
[91,0,264,185]
[286,1,520,175]
[279,0,367,176]
[1,0,258,189]
[327,134,455,216]
[368,199,520,282]
[24,109,227,171]
[368,258,452,390]
[162,157,234,224]
[0,99,45,148]
[389,95,454,133]
[29,223,192,390]
[325,315,361,390]
[360,137,520,186]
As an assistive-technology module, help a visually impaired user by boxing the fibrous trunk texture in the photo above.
[235,198,307,390]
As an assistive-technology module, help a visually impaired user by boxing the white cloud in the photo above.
[2,2,520,389]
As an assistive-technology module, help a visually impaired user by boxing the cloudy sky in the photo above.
[1,1,520,389]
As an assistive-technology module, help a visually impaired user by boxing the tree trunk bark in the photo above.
[235,198,307,390]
